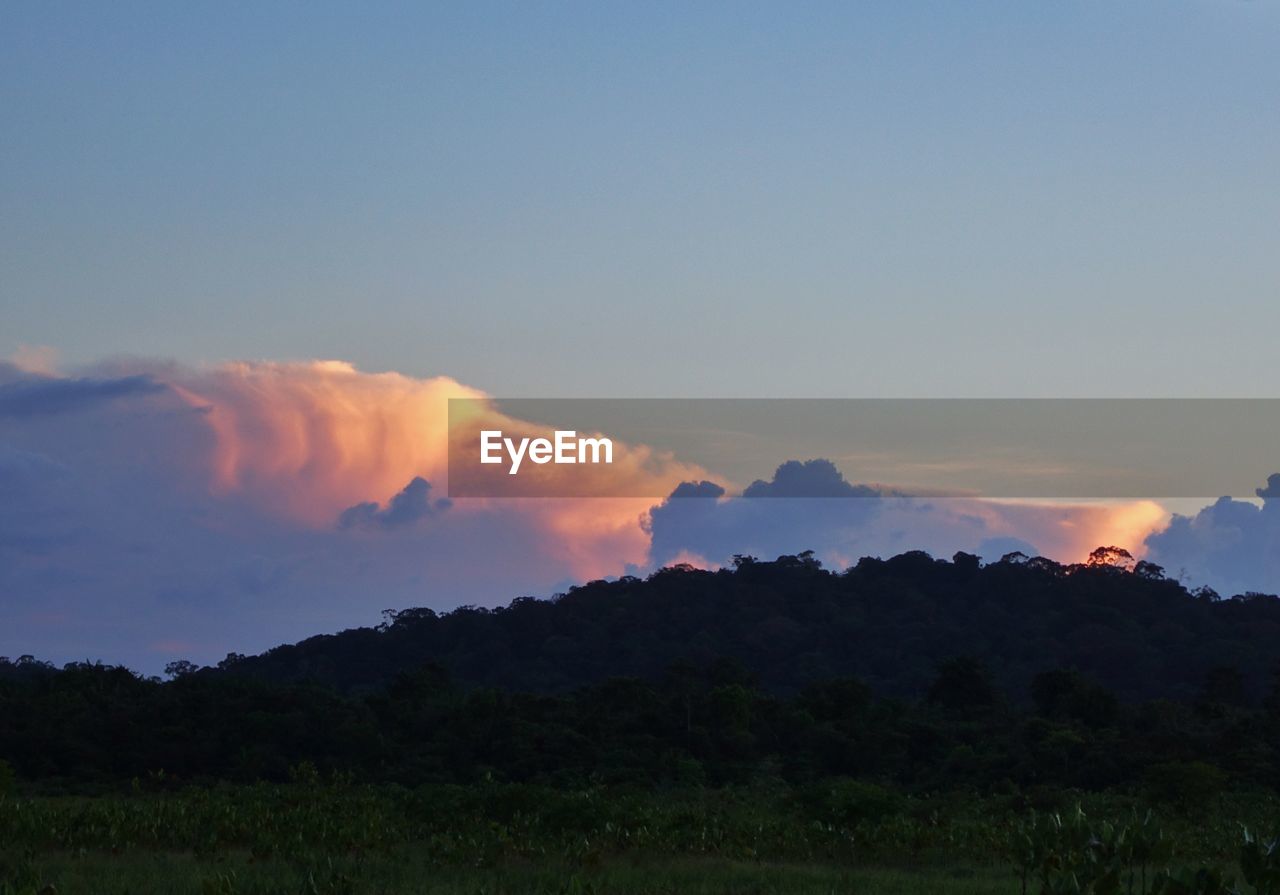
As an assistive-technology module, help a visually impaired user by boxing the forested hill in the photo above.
[211,549,1280,704]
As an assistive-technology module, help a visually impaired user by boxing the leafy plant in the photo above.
[1150,867,1237,895]
[1241,830,1280,895]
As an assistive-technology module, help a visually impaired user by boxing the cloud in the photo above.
[164,360,478,524]
[1256,474,1280,501]
[741,459,888,498]
[0,444,69,486]
[8,346,59,376]
[669,480,726,499]
[1144,477,1280,595]
[647,458,1167,572]
[0,369,166,418]
[0,358,1190,673]
[159,359,707,584]
[339,476,451,530]
[161,359,705,528]
[0,359,700,669]
[646,460,882,566]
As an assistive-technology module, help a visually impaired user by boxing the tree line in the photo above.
[4,549,1279,800]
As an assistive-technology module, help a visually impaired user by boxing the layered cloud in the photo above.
[0,370,166,419]
[0,355,1257,672]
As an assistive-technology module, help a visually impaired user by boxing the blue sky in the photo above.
[4,1,1278,397]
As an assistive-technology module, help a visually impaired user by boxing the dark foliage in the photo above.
[3,653,1280,795]
[212,550,1280,704]
[4,551,1280,795]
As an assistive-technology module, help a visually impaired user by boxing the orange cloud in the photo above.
[1046,499,1170,562]
[9,344,59,375]
[152,360,1170,579]
[166,360,708,578]
[171,361,480,523]
[956,498,1170,563]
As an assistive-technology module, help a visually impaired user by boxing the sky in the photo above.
[2,2,1279,670]
[5,1,1279,396]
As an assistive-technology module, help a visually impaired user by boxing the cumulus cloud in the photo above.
[1257,474,1280,501]
[164,360,479,524]
[338,476,451,530]
[157,359,705,526]
[741,459,888,498]
[647,458,1168,572]
[1144,477,1280,595]
[669,480,726,499]
[647,460,882,566]
[0,358,701,669]
[0,358,1194,673]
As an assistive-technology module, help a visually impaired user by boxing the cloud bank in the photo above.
[646,459,1167,572]
[0,359,698,668]
[0,356,1258,672]
[1144,478,1280,595]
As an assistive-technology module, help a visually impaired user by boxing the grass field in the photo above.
[3,851,1023,895]
[2,783,1276,894]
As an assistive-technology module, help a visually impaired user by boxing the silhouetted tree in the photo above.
[928,657,997,711]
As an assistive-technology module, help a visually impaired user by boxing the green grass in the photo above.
[3,784,1277,894]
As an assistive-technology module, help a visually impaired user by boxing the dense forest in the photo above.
[3,548,1280,798]
[214,547,1277,702]
[4,643,1280,799]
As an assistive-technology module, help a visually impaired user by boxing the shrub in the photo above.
[1143,761,1225,813]
[800,779,904,827]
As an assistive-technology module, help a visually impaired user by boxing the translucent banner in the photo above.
[447,398,1280,499]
